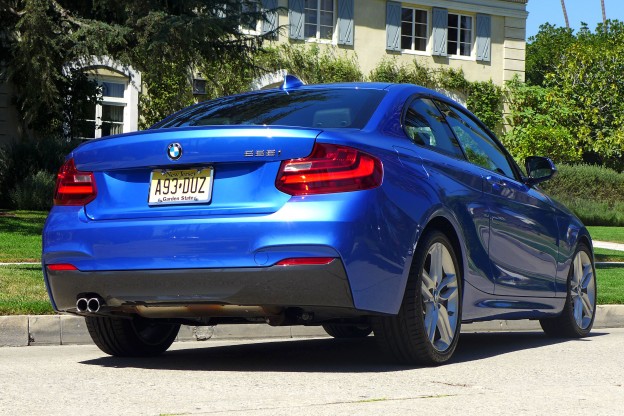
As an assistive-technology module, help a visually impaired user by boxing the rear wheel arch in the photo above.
[418,216,465,283]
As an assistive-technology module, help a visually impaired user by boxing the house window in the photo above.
[448,13,473,57]
[241,1,260,33]
[78,79,127,139]
[401,8,428,51]
[304,0,334,40]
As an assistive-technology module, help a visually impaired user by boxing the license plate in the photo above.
[148,168,213,206]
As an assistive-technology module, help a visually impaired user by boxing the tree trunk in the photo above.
[561,0,570,28]
[601,0,607,24]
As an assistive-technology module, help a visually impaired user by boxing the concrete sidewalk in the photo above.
[2,305,624,347]
[593,240,624,251]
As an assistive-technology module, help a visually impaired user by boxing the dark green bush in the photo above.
[369,59,503,132]
[541,164,624,226]
[10,170,56,210]
[0,137,80,209]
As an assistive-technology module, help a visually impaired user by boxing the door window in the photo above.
[403,98,463,158]
[436,101,515,178]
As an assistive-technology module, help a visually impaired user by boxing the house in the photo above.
[0,0,528,144]
[264,0,528,85]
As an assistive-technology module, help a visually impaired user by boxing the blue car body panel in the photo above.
[42,82,592,322]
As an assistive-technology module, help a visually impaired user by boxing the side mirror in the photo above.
[525,156,557,186]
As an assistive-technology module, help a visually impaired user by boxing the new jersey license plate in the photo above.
[148,167,213,206]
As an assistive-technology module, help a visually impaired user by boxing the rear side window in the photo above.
[153,89,387,129]
[403,98,463,158]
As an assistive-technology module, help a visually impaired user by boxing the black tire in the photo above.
[85,316,180,357]
[540,242,596,338]
[322,323,373,338]
[372,230,462,366]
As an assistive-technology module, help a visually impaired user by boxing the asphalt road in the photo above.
[1,329,623,416]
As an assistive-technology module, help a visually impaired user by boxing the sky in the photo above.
[526,0,624,39]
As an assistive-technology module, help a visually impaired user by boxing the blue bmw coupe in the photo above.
[42,77,596,365]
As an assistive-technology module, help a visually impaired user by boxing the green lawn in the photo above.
[596,265,624,305]
[0,210,48,262]
[587,226,624,244]
[0,264,53,315]
[594,248,624,263]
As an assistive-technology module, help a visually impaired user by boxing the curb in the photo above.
[2,305,624,347]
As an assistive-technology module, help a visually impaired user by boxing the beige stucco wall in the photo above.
[273,0,527,85]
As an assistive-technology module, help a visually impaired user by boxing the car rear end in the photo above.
[42,85,405,326]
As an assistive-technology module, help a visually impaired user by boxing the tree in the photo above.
[0,0,275,138]
[506,21,624,171]
[601,0,606,24]
[525,23,575,86]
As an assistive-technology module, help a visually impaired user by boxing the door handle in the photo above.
[486,175,507,190]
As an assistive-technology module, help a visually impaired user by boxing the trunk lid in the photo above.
[73,126,320,220]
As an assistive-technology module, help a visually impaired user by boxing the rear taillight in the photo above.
[53,158,97,206]
[275,143,383,195]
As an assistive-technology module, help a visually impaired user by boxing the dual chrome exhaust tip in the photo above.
[76,296,104,313]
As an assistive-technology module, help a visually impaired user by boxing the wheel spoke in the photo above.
[438,274,458,302]
[436,306,454,348]
[430,244,443,286]
[573,296,583,326]
[421,284,434,302]
[573,254,583,289]
[580,264,593,290]
[581,292,594,318]
[422,270,435,292]
[424,305,438,343]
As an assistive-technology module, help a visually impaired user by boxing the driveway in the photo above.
[1,328,623,415]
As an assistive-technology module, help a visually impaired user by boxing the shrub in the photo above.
[0,137,79,209]
[369,59,503,132]
[10,171,56,211]
[260,44,364,84]
[541,164,624,226]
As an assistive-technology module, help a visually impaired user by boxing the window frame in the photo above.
[81,76,129,140]
[434,99,524,181]
[400,7,430,54]
[304,0,337,43]
[240,0,262,35]
[400,95,465,160]
[447,12,474,59]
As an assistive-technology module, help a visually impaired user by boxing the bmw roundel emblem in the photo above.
[167,143,182,160]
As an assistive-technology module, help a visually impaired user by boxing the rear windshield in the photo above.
[153,88,387,130]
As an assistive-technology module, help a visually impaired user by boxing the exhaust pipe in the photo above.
[87,297,101,313]
[76,296,104,313]
[76,298,88,313]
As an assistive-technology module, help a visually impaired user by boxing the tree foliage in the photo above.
[509,21,624,171]
[0,0,273,138]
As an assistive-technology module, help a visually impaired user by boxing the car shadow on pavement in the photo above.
[79,330,608,373]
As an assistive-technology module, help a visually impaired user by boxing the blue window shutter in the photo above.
[337,0,354,46]
[386,1,401,51]
[289,0,305,40]
[262,0,278,37]
[432,7,448,57]
[476,14,492,62]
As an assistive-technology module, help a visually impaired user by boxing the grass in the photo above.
[596,265,624,305]
[0,210,48,262]
[594,248,624,263]
[0,264,54,315]
[587,226,624,244]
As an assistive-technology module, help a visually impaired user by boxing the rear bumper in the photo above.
[46,260,356,314]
